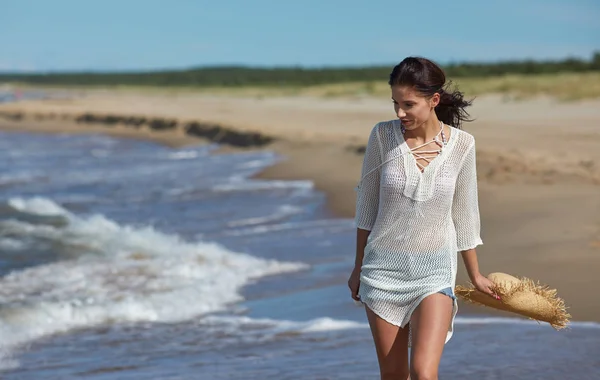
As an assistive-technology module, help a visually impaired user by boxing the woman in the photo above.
[348,57,499,380]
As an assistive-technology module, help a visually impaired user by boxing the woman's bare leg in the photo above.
[365,305,410,380]
[409,294,453,380]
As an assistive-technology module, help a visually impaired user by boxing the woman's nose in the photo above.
[397,108,406,118]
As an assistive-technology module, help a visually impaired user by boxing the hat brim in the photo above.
[455,272,571,330]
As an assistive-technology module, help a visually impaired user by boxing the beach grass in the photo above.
[11,72,600,101]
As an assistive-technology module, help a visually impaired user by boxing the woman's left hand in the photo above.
[472,274,501,300]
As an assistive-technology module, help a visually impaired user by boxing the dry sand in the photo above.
[1,90,599,323]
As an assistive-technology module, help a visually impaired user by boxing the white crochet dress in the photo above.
[355,119,483,344]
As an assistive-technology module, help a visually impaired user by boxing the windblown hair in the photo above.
[388,57,473,129]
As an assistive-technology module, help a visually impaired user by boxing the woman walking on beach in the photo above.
[348,57,498,380]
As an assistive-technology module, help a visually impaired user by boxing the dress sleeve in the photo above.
[452,139,483,251]
[354,124,382,231]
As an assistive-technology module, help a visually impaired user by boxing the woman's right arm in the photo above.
[354,124,382,267]
[349,228,370,301]
[349,124,381,301]
[355,228,371,268]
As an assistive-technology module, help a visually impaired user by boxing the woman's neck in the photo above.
[404,116,442,143]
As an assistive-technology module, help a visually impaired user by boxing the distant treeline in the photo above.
[1,52,599,87]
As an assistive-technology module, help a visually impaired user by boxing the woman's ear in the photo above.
[430,93,441,108]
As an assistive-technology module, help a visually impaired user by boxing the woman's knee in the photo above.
[410,366,438,380]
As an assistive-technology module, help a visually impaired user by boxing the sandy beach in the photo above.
[1,90,599,323]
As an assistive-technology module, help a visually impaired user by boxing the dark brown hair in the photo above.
[388,57,473,129]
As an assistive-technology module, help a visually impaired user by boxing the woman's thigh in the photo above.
[365,305,410,377]
[409,293,454,375]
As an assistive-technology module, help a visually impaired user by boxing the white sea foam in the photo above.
[235,158,278,170]
[224,218,356,236]
[213,179,314,193]
[168,150,200,160]
[0,197,309,351]
[199,315,367,345]
[196,313,600,348]
[227,205,304,227]
[7,197,70,216]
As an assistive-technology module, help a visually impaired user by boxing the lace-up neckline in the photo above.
[400,121,448,173]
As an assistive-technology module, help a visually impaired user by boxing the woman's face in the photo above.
[391,85,439,130]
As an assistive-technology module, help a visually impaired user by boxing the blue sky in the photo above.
[1,0,599,72]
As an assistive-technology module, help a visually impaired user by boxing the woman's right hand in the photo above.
[348,266,362,301]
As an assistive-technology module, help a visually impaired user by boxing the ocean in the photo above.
[0,130,598,379]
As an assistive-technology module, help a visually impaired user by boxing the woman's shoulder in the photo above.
[449,126,476,148]
[374,119,398,130]
[366,119,394,133]
[363,119,398,144]
[367,119,399,138]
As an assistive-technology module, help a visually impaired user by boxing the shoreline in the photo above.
[1,93,599,324]
[0,118,204,148]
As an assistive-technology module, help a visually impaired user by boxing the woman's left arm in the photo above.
[461,248,499,299]
[453,139,499,299]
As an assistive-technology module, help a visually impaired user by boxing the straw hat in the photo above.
[455,272,571,330]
